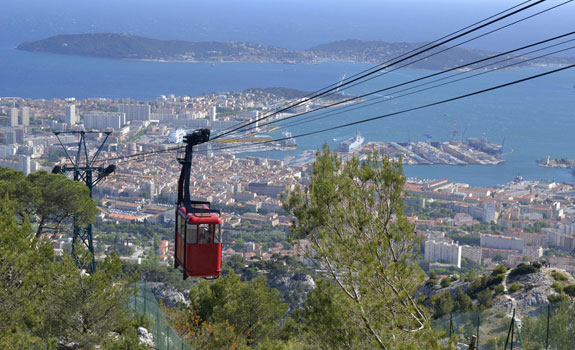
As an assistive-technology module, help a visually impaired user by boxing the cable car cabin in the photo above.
[174,129,223,279]
[174,204,223,278]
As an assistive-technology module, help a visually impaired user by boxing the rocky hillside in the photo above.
[423,263,575,320]
[17,33,575,69]
[504,266,575,316]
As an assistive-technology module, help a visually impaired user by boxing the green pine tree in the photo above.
[283,146,438,349]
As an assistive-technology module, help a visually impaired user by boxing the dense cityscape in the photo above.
[1,92,574,275]
[2,1,575,348]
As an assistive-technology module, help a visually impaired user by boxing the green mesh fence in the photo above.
[432,301,575,350]
[130,281,192,350]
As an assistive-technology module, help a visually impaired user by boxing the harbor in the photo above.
[286,132,506,166]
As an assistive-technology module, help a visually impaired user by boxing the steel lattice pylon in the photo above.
[53,131,115,272]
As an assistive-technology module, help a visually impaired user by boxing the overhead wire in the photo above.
[208,64,575,153]
[231,32,575,134]
[90,0,573,164]
[215,0,574,139]
[93,39,575,164]
[261,38,575,132]
[210,0,547,140]
[311,0,574,99]
[211,0,537,138]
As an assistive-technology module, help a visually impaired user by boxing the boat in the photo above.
[281,131,296,148]
[466,133,502,156]
[338,131,364,152]
[168,128,186,143]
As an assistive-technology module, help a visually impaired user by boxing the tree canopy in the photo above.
[283,147,437,349]
[0,199,144,348]
[0,167,98,238]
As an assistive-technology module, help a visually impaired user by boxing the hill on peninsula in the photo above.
[17,33,575,69]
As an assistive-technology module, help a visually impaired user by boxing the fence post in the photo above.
[449,312,453,338]
[504,309,515,350]
[476,311,480,349]
[167,324,170,350]
[546,303,550,350]
[156,305,160,350]
[510,314,514,350]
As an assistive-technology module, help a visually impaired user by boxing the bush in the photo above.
[431,291,454,318]
[492,266,507,275]
[487,273,505,287]
[564,285,575,298]
[492,284,505,295]
[551,282,563,293]
[477,289,494,309]
[532,261,542,268]
[509,263,539,278]
[508,283,521,293]
[440,277,451,288]
[548,294,569,303]
[551,271,568,281]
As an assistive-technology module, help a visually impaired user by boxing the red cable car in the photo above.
[173,129,223,279]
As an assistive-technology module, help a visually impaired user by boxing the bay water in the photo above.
[1,48,574,187]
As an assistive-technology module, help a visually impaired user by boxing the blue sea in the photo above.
[1,0,574,187]
[1,47,574,187]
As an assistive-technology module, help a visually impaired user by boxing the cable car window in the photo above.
[198,224,212,244]
[177,214,186,238]
[186,223,197,244]
[214,224,222,243]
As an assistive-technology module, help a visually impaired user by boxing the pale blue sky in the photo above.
[1,0,573,52]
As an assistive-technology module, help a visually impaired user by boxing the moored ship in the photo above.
[338,131,364,152]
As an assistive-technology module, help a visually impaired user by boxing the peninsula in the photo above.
[17,33,575,69]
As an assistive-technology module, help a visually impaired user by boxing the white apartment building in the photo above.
[424,239,462,268]
[9,108,18,126]
[118,104,151,122]
[65,105,77,125]
[84,112,126,130]
[480,234,524,251]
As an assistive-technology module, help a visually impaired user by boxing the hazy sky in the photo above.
[1,0,573,52]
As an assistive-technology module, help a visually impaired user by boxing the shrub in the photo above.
[441,277,452,288]
[551,271,568,281]
[492,284,504,295]
[477,289,494,309]
[548,294,569,303]
[508,283,521,293]
[487,273,505,287]
[564,285,575,298]
[509,263,539,278]
[431,291,454,318]
[495,311,506,318]
[492,266,507,276]
[532,262,542,268]
[551,282,563,293]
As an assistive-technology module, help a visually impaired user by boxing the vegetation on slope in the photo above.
[0,199,145,348]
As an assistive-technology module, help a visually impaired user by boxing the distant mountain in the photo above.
[305,39,574,69]
[17,33,308,63]
[17,34,575,69]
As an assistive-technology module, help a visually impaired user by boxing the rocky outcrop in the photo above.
[509,268,574,310]
[267,272,315,310]
[147,282,189,307]
[137,327,155,348]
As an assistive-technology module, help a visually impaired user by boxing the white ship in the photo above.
[281,131,296,148]
[168,128,186,143]
[338,131,364,152]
